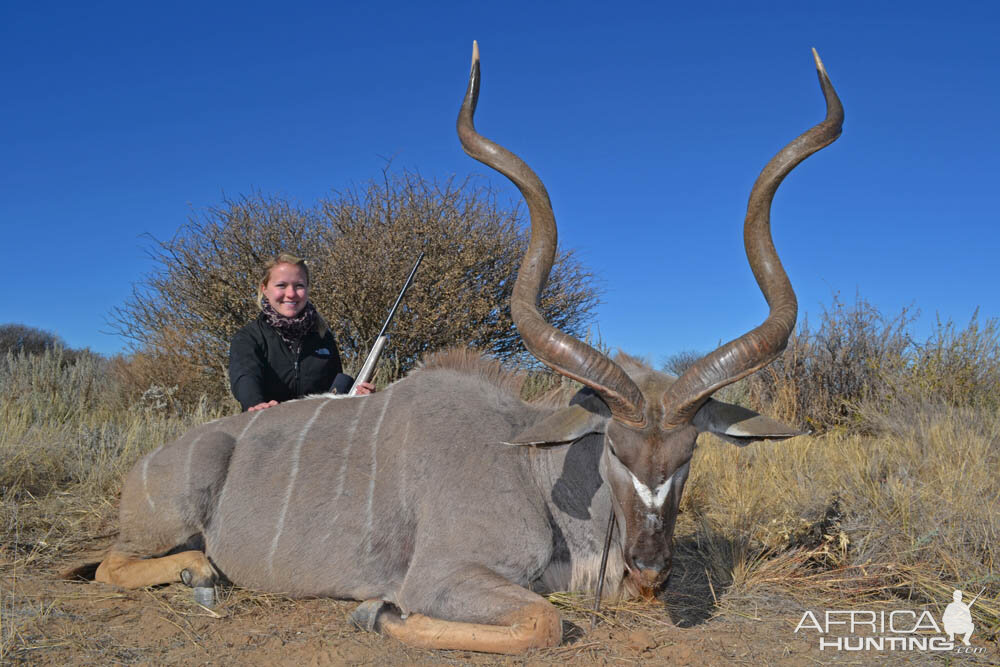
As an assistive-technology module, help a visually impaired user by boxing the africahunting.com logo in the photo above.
[794,588,986,654]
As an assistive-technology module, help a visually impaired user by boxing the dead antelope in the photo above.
[90,43,843,654]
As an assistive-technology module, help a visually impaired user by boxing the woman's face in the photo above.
[262,263,309,318]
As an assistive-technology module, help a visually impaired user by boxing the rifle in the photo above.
[348,251,425,396]
[967,587,986,608]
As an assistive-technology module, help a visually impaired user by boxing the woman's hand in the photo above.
[248,400,279,412]
[353,382,376,395]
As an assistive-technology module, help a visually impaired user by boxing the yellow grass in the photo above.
[679,403,999,635]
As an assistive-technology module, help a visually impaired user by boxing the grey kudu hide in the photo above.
[92,44,843,653]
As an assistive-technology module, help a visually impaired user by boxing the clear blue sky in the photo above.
[2,1,997,364]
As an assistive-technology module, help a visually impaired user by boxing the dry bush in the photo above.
[902,310,1000,410]
[654,297,1000,636]
[113,171,598,406]
[734,293,915,431]
[0,323,97,368]
[657,295,999,636]
[108,325,239,415]
[710,294,1000,433]
[661,349,702,377]
[315,170,597,370]
[0,323,66,356]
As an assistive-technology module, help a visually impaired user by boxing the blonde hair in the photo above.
[256,253,329,335]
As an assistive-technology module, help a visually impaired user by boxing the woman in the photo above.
[228,253,374,412]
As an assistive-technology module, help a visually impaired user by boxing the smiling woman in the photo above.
[228,253,374,412]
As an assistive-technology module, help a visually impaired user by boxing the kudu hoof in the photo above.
[350,599,389,633]
[193,586,216,607]
[180,568,216,607]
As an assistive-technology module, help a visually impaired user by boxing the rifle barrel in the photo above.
[347,251,425,396]
[377,252,425,340]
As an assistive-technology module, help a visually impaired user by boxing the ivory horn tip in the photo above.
[811,48,827,76]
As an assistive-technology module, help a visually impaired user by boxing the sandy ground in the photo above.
[0,548,1000,666]
[0,574,805,665]
[2,536,997,665]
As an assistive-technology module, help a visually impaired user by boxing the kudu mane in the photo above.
[414,347,528,398]
[414,347,657,411]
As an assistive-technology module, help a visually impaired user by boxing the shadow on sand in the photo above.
[658,528,741,627]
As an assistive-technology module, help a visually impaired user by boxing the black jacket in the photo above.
[228,313,347,411]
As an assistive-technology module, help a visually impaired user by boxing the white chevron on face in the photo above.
[629,470,675,510]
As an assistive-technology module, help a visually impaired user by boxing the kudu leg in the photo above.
[93,430,234,595]
[376,600,561,654]
[367,565,562,654]
[95,549,217,589]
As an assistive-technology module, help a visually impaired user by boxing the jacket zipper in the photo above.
[293,342,302,397]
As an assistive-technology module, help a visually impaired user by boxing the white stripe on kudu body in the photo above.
[333,398,365,502]
[216,410,264,516]
[320,396,367,547]
[141,445,164,512]
[142,455,156,512]
[398,417,412,514]
[365,390,393,542]
[184,433,207,489]
[238,410,263,440]
[268,400,328,575]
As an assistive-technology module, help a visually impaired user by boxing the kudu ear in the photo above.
[692,398,807,446]
[504,405,607,447]
[569,386,612,417]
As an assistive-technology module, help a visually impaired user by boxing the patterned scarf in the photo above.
[261,299,317,354]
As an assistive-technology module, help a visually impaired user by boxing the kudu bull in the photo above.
[92,44,842,653]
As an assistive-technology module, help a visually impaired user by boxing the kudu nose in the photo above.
[632,554,672,585]
[636,568,659,586]
[628,559,671,601]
